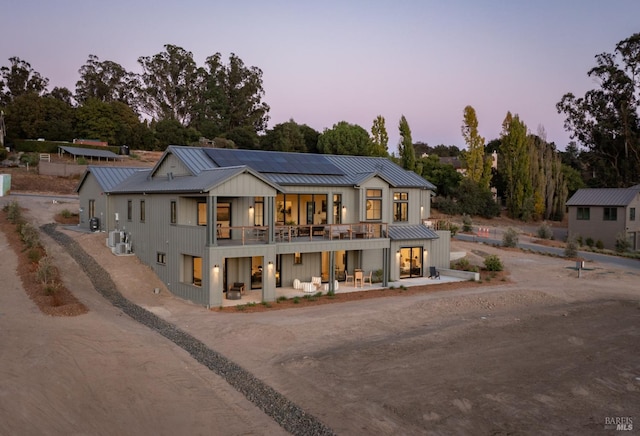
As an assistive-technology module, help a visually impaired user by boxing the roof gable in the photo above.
[75,166,147,193]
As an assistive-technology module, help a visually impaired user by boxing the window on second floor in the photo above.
[197,202,206,226]
[603,207,617,221]
[140,200,145,222]
[393,192,408,222]
[577,207,590,220]
[366,189,382,221]
[127,200,132,221]
[170,201,177,224]
[630,207,636,221]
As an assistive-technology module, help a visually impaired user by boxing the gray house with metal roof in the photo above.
[566,186,640,251]
[77,146,449,307]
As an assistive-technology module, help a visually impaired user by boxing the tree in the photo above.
[199,52,270,136]
[398,115,416,171]
[137,44,205,126]
[419,154,463,198]
[557,32,640,187]
[317,121,373,155]
[4,93,74,141]
[76,54,139,107]
[499,112,531,219]
[461,105,491,189]
[370,115,388,156]
[0,57,49,106]
[152,118,201,149]
[260,119,307,152]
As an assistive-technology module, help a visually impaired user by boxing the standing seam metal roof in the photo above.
[565,188,640,206]
[83,166,148,192]
[387,225,440,240]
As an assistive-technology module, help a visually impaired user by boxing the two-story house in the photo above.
[76,146,450,307]
[566,185,640,251]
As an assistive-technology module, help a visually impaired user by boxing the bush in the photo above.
[596,240,604,250]
[20,222,40,249]
[36,256,55,284]
[537,222,552,239]
[615,233,630,253]
[60,209,74,219]
[502,228,519,248]
[462,214,473,232]
[452,258,470,270]
[585,237,594,248]
[564,237,578,258]
[484,255,503,271]
[4,200,22,223]
[374,268,383,283]
[27,248,42,263]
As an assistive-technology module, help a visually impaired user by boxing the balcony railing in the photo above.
[215,223,387,246]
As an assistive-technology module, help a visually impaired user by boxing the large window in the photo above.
[366,189,382,220]
[254,197,264,226]
[393,192,408,222]
[630,207,636,221]
[603,207,617,221]
[577,207,590,220]
[140,200,145,222]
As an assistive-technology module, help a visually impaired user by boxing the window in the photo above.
[254,197,264,226]
[294,252,302,265]
[333,194,342,224]
[193,256,202,286]
[170,201,177,224]
[630,207,636,221]
[88,199,95,218]
[577,207,590,220]
[603,207,617,221]
[366,189,382,220]
[197,202,206,226]
[127,200,132,221]
[140,200,145,222]
[156,252,166,265]
[393,192,408,222]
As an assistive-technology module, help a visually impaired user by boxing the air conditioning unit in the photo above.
[108,230,121,247]
[116,242,127,255]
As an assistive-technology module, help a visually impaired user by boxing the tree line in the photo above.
[1,33,638,222]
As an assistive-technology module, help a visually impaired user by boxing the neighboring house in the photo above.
[76,146,450,307]
[566,186,640,251]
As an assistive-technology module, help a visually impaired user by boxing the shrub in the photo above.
[564,237,578,258]
[60,209,74,219]
[4,200,22,223]
[20,223,40,249]
[585,237,594,248]
[596,240,604,250]
[615,233,630,253]
[27,248,42,263]
[374,268,383,283]
[537,222,553,239]
[502,228,519,248]
[36,256,55,284]
[484,255,503,271]
[462,214,473,232]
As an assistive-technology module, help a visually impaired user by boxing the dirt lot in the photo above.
[1,190,639,435]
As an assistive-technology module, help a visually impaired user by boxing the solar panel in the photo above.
[203,148,344,175]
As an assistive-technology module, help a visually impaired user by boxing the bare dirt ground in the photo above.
[1,187,639,434]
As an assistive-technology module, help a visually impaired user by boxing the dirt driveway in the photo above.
[2,194,639,435]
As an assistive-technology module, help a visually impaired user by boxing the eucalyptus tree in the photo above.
[398,115,416,171]
[370,115,389,156]
[137,44,205,126]
[76,54,139,107]
[0,57,49,106]
[557,32,640,187]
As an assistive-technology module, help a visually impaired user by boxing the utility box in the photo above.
[0,174,10,196]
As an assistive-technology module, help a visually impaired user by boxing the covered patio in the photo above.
[219,273,468,308]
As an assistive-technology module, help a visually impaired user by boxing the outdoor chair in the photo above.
[363,271,373,286]
[344,269,354,285]
[231,282,246,293]
[428,266,440,280]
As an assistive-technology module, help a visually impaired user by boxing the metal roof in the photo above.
[59,145,120,160]
[566,188,640,207]
[112,166,280,194]
[325,155,436,189]
[166,146,215,175]
[387,224,440,240]
[76,166,148,193]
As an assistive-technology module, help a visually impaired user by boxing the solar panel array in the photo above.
[203,148,344,175]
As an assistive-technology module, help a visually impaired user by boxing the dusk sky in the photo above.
[3,1,639,153]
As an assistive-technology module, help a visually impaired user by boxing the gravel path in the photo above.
[42,223,335,436]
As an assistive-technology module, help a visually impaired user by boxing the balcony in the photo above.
[215,223,388,246]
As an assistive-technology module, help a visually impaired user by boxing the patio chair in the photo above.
[344,269,354,285]
[428,266,440,280]
[363,271,373,286]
